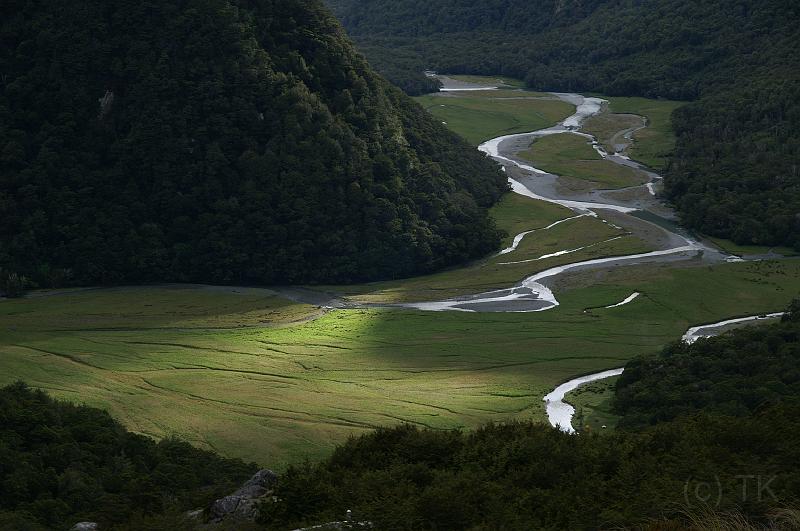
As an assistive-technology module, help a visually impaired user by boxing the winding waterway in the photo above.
[401,91,728,313]
[278,79,784,433]
[420,82,782,432]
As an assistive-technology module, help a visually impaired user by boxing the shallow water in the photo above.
[682,312,785,343]
[543,368,625,433]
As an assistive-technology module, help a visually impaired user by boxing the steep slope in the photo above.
[329,0,800,251]
[0,0,507,287]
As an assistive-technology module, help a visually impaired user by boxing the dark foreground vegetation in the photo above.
[328,0,800,252]
[263,409,800,529]
[7,300,797,529]
[0,382,256,530]
[0,0,507,289]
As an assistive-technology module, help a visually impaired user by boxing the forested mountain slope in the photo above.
[329,0,800,251]
[0,0,507,288]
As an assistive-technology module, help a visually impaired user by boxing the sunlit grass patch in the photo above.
[1,260,798,466]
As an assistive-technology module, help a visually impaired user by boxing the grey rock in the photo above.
[210,468,277,522]
[185,508,204,521]
[232,468,277,499]
[70,523,99,531]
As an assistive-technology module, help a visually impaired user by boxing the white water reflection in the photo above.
[544,368,625,433]
[604,292,640,308]
[682,312,785,343]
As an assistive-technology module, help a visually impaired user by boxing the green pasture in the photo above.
[415,92,573,145]
[519,133,649,189]
[1,261,798,467]
[491,192,572,246]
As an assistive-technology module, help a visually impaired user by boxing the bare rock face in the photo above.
[210,469,277,522]
[70,523,99,531]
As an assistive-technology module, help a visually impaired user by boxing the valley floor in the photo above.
[2,76,797,467]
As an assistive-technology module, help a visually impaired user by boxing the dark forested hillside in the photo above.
[0,382,255,529]
[0,0,508,289]
[328,0,800,251]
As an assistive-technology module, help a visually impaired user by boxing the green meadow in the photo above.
[2,261,798,467]
[518,133,649,189]
[415,91,572,145]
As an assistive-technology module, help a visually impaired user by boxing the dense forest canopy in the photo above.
[0,0,508,289]
[328,0,800,251]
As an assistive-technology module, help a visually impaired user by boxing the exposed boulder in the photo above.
[70,523,98,531]
[210,468,277,522]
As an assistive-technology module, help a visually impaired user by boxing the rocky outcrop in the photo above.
[70,523,98,531]
[210,468,277,522]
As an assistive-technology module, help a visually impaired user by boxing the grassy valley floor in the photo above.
[415,90,572,145]
[2,79,798,469]
[518,132,649,189]
[2,263,798,468]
